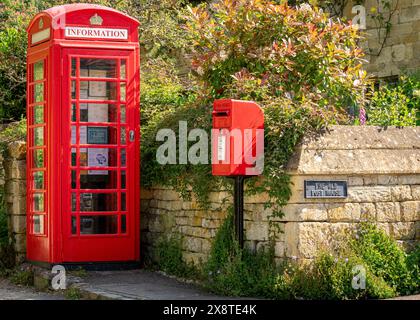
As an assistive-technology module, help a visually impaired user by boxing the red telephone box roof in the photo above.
[27,4,139,46]
[45,4,139,25]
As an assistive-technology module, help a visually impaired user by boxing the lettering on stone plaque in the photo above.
[304,180,347,199]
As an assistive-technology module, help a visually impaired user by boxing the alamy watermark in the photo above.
[155,121,265,175]
[352,265,366,290]
[51,265,67,290]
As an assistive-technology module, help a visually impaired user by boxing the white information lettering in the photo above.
[64,27,128,40]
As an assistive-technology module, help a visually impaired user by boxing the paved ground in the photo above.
[2,269,419,300]
[0,278,64,300]
[388,294,420,300]
[76,269,234,300]
[76,270,420,300]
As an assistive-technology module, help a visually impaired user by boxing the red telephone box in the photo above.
[26,4,140,265]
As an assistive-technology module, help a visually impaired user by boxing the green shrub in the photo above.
[365,85,417,126]
[351,222,419,295]
[0,118,27,148]
[200,218,416,300]
[278,253,396,300]
[203,213,280,298]
[141,0,369,214]
[154,233,197,278]
[365,72,419,126]
[406,244,420,292]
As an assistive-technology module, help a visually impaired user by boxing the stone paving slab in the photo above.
[387,294,420,300]
[0,278,64,300]
[75,269,420,301]
[74,269,239,300]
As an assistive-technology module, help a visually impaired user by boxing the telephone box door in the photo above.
[61,48,139,262]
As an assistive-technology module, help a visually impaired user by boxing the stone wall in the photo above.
[141,126,420,265]
[343,0,420,78]
[0,127,418,265]
[0,141,27,263]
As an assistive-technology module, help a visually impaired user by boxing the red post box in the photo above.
[212,99,264,176]
[211,99,264,249]
[26,4,140,265]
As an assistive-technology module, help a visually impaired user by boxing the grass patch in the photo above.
[64,287,82,300]
[9,269,34,287]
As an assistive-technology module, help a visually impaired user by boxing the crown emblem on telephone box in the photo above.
[90,13,103,26]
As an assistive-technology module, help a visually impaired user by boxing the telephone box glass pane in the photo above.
[33,193,44,212]
[33,215,44,234]
[80,171,118,189]
[71,58,77,77]
[71,103,76,122]
[121,215,127,234]
[121,193,126,211]
[80,81,117,100]
[33,171,44,189]
[120,60,126,79]
[71,80,76,99]
[33,149,44,168]
[80,59,117,78]
[71,193,76,212]
[80,215,118,235]
[77,126,118,145]
[80,193,117,212]
[71,216,77,234]
[121,149,126,167]
[71,125,77,145]
[120,104,126,123]
[34,105,44,124]
[79,148,117,167]
[80,103,117,123]
[71,148,77,166]
[34,83,44,102]
[120,83,126,101]
[34,127,44,146]
[121,171,126,189]
[71,170,77,189]
[34,61,44,81]
[120,127,126,145]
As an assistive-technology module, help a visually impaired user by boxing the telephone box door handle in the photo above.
[129,130,135,142]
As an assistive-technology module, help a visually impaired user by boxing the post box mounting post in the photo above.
[233,176,246,249]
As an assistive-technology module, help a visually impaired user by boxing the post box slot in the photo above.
[213,111,229,117]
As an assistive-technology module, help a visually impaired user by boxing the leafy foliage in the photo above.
[0,0,195,121]
[350,222,419,295]
[179,0,369,216]
[276,252,396,300]
[154,233,198,278]
[203,211,280,298]
[197,217,417,299]
[365,73,419,126]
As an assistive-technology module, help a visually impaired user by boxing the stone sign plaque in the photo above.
[304,180,347,199]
